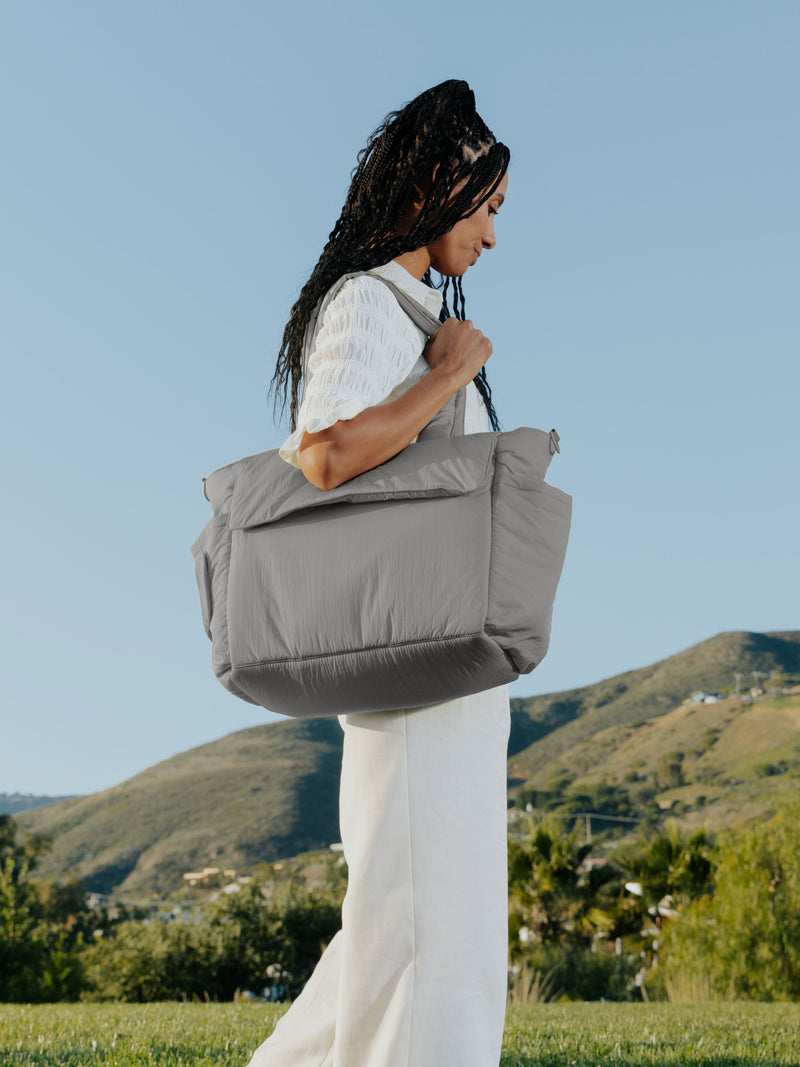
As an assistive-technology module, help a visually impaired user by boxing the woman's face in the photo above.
[428,169,508,278]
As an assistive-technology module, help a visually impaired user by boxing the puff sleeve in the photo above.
[279,275,430,469]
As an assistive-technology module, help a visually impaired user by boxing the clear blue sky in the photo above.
[1,1,797,796]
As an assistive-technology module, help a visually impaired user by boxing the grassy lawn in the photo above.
[502,1002,800,1065]
[1,1001,800,1065]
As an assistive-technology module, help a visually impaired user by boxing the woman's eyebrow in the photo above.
[493,192,505,204]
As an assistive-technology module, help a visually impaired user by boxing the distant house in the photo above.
[182,867,252,888]
[688,690,724,705]
[182,871,207,886]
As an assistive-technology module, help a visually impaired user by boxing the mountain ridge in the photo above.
[0,793,79,816]
[17,629,799,898]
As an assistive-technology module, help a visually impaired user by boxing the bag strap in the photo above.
[301,269,467,439]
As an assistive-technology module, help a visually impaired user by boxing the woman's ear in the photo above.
[412,162,440,206]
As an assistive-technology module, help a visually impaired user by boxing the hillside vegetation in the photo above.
[18,718,343,896]
[17,629,800,898]
[507,629,800,767]
[510,691,800,835]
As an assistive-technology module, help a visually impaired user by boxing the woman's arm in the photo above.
[298,315,492,490]
[298,363,460,490]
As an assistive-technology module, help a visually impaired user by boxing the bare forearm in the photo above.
[303,366,459,490]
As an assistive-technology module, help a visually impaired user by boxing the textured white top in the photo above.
[279,258,489,469]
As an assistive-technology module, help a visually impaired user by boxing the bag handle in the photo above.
[362,272,466,440]
[302,269,468,439]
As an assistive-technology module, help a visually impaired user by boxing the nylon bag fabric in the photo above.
[190,271,572,718]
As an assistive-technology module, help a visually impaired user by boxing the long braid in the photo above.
[428,269,501,431]
[269,79,510,434]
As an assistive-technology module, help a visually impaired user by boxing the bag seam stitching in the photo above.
[234,631,486,669]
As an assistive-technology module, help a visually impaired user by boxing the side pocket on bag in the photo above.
[191,516,229,645]
[194,550,213,639]
[191,516,238,693]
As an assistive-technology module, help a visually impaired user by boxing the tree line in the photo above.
[3,794,800,1003]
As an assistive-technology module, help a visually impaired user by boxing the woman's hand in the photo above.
[422,318,492,390]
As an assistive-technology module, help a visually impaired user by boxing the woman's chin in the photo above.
[435,263,472,278]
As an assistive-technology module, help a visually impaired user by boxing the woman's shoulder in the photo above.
[314,271,416,346]
[323,270,402,316]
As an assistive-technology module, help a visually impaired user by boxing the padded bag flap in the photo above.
[227,432,496,530]
[203,425,558,530]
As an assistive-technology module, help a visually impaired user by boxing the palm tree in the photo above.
[610,821,716,912]
[508,816,616,946]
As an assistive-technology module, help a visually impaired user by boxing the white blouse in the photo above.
[279,258,489,469]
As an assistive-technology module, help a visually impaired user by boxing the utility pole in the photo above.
[584,813,591,844]
[734,672,743,696]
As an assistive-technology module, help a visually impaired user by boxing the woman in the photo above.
[248,79,511,1067]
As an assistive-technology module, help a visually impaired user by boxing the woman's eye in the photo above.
[489,206,499,216]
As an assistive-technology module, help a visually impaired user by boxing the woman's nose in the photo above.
[482,221,496,249]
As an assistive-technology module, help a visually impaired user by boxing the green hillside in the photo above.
[18,718,343,897]
[507,630,800,778]
[17,629,799,899]
[509,689,800,837]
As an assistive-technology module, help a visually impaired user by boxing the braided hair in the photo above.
[269,79,510,434]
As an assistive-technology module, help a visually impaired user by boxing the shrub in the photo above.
[658,797,800,1001]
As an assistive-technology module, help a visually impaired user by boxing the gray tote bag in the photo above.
[190,271,572,717]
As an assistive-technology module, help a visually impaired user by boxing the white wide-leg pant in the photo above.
[246,683,511,1067]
